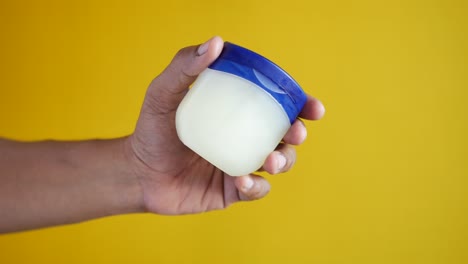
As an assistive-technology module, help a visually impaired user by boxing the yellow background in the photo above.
[0,0,467,263]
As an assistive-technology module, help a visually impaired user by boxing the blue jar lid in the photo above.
[208,42,307,124]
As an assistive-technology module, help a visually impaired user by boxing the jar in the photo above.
[176,42,307,176]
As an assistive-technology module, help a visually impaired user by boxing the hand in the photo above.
[125,36,325,215]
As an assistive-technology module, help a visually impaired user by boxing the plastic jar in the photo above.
[176,42,307,176]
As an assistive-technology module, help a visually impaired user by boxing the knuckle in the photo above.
[174,46,191,60]
[283,146,295,160]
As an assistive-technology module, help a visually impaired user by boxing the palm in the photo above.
[130,106,236,215]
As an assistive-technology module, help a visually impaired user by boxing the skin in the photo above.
[0,36,325,233]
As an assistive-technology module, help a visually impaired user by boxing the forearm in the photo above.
[0,138,144,233]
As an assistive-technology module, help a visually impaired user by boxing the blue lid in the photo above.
[208,42,307,124]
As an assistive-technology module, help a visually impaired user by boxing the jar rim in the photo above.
[208,42,307,124]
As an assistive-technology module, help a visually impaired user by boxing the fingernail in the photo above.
[277,153,287,172]
[242,177,254,192]
[197,39,210,56]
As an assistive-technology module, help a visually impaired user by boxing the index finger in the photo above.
[299,94,326,120]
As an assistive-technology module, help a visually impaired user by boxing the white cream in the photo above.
[176,68,291,176]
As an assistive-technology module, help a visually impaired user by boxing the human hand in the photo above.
[125,36,325,215]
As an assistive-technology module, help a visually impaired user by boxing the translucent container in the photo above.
[176,42,307,176]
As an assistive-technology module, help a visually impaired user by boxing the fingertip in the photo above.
[262,153,275,174]
[300,95,326,120]
[271,151,286,174]
[276,153,287,173]
[268,145,296,174]
[211,36,224,50]
[234,175,270,201]
[298,119,308,142]
[317,99,326,118]
[283,119,307,145]
[201,36,224,61]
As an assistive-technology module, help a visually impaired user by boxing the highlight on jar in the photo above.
[176,42,307,176]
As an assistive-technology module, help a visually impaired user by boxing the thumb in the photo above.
[146,36,224,113]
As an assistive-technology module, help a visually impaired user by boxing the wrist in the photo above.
[100,137,146,215]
